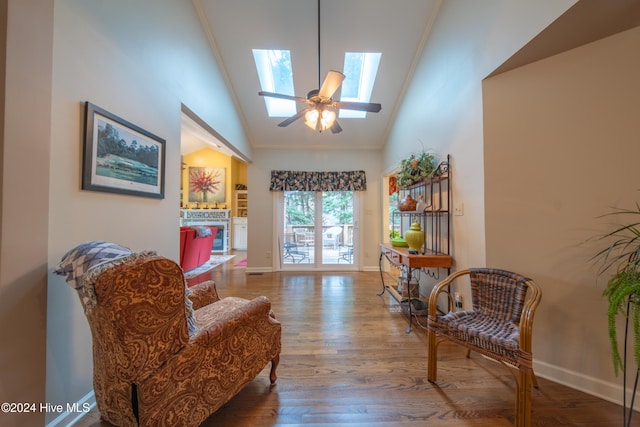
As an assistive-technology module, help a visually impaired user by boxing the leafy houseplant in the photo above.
[592,204,640,376]
[396,152,436,189]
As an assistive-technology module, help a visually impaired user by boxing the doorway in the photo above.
[180,109,250,257]
[276,191,359,270]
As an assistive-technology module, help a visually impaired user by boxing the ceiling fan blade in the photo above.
[259,91,307,103]
[330,120,342,134]
[332,100,382,113]
[277,109,308,127]
[318,70,345,100]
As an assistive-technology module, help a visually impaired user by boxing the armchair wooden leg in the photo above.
[427,329,437,383]
[270,354,280,385]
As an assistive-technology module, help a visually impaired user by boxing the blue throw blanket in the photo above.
[191,226,212,238]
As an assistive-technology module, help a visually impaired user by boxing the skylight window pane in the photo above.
[339,52,381,119]
[252,49,296,117]
[341,53,364,99]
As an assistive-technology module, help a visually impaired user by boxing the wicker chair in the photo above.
[427,268,542,427]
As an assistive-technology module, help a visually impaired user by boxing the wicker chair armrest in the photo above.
[188,280,221,310]
[519,278,542,352]
[428,269,470,318]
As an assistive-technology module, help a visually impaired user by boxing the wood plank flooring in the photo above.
[76,257,624,426]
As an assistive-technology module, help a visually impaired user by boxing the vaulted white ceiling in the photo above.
[183,0,439,154]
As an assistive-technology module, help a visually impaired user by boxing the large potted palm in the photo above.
[593,203,640,426]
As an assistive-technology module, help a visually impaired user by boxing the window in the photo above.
[252,49,296,117]
[339,52,381,118]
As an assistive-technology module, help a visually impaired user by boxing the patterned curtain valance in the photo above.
[269,170,367,192]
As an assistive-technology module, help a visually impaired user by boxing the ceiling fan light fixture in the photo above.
[321,108,336,128]
[304,109,319,130]
[304,107,336,132]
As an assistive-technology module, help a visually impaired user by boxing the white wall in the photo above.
[247,148,383,271]
[383,0,575,275]
[483,26,640,404]
[44,0,250,423]
[0,1,53,425]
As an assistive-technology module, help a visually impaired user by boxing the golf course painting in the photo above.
[83,102,165,198]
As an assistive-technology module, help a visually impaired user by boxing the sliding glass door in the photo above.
[277,190,358,270]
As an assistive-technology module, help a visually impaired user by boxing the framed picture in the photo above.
[188,167,226,204]
[83,102,166,199]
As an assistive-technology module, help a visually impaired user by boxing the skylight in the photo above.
[339,52,381,118]
[252,49,296,117]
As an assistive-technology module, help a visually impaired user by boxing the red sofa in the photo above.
[179,226,219,272]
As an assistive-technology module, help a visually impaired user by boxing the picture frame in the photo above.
[83,102,166,199]
[188,166,226,204]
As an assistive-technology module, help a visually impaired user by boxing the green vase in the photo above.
[404,222,425,252]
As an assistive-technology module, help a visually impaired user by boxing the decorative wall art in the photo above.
[82,102,166,199]
[188,167,226,204]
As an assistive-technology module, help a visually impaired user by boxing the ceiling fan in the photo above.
[258,0,382,134]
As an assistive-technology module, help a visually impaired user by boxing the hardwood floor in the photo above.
[76,256,623,426]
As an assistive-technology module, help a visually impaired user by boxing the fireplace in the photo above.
[180,209,230,252]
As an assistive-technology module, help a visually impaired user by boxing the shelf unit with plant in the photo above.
[380,153,453,332]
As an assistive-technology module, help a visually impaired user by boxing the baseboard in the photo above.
[45,390,96,427]
[534,359,639,411]
[247,266,379,273]
[246,266,273,274]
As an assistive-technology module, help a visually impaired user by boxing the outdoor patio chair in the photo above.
[322,226,342,249]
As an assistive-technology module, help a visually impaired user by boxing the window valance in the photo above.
[269,170,367,192]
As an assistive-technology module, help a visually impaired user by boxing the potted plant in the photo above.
[592,203,640,425]
[396,152,436,189]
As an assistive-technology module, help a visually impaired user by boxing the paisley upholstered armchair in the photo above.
[56,244,281,427]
